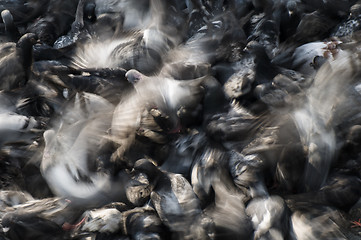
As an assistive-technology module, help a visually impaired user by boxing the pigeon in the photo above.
[26,0,79,46]
[40,90,155,208]
[247,18,280,58]
[222,42,279,102]
[94,0,153,30]
[331,1,361,37]
[72,204,167,239]
[272,0,303,42]
[77,207,123,234]
[245,195,290,240]
[110,69,205,163]
[204,167,253,239]
[282,10,338,46]
[160,130,207,177]
[0,33,37,90]
[0,190,34,209]
[289,205,348,240]
[229,151,269,200]
[68,28,169,74]
[68,0,186,74]
[0,112,39,146]
[285,173,361,212]
[302,0,357,18]
[40,92,115,205]
[191,145,225,205]
[0,0,49,26]
[134,159,214,239]
[273,39,344,76]
[291,52,360,191]
[206,101,265,150]
[1,197,80,240]
[119,205,167,239]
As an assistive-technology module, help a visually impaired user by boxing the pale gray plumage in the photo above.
[291,40,344,75]
[0,111,39,146]
[291,52,360,191]
[246,196,289,240]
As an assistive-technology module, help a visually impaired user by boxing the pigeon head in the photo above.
[84,2,96,22]
[1,10,14,30]
[126,69,143,84]
[286,1,297,16]
[16,33,38,69]
[16,33,38,48]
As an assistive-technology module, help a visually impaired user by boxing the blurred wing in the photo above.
[291,53,356,191]
[111,91,144,155]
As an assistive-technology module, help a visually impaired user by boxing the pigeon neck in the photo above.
[16,38,35,68]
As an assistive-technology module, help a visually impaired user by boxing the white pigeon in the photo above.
[40,92,114,202]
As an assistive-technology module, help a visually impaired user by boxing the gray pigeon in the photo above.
[134,159,214,239]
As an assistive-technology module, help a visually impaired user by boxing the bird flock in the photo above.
[1,0,361,239]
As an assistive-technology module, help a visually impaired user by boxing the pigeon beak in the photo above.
[30,36,40,44]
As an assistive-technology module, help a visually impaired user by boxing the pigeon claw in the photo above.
[62,216,88,231]
[350,219,361,228]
